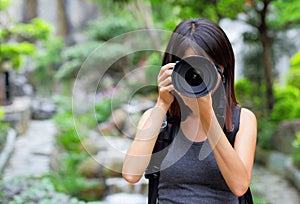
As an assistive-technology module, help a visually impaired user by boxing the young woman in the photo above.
[122,18,257,203]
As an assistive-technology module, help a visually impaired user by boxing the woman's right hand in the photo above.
[157,63,176,108]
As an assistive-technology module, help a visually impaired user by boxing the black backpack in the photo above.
[145,106,253,204]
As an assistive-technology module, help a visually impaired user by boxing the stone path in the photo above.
[3,120,56,180]
[251,164,300,204]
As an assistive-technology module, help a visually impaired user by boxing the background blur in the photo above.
[0,0,300,203]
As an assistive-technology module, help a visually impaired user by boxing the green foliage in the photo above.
[51,105,104,201]
[0,0,11,10]
[10,18,52,40]
[0,177,102,204]
[55,41,98,79]
[94,98,113,123]
[95,88,123,123]
[0,18,54,71]
[235,78,275,149]
[46,152,101,199]
[292,132,300,168]
[31,37,63,94]
[257,118,276,150]
[54,110,88,152]
[145,52,161,85]
[235,78,266,113]
[287,52,300,90]
[0,107,9,151]
[0,42,35,69]
[271,86,300,122]
[272,0,300,29]
[85,15,138,41]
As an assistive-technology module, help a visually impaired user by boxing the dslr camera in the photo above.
[171,55,221,98]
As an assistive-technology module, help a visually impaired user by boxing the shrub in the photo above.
[0,177,102,204]
[287,51,300,90]
[52,108,105,201]
[0,108,9,151]
[145,52,162,86]
[271,86,300,122]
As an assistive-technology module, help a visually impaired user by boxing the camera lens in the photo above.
[171,56,218,98]
[185,68,203,86]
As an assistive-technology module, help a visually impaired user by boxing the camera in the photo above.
[171,56,219,98]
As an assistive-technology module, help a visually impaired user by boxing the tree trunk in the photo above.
[22,0,38,23]
[0,71,12,106]
[258,0,274,112]
[56,0,70,39]
[261,34,274,111]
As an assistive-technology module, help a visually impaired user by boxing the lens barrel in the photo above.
[171,56,218,98]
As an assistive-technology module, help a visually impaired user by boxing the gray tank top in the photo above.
[158,130,239,204]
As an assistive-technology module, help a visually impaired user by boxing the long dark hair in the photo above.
[162,18,238,131]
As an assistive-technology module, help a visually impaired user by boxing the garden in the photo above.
[0,0,300,203]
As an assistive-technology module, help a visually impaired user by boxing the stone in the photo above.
[285,158,300,192]
[2,97,31,135]
[94,136,132,178]
[79,138,101,155]
[110,108,127,130]
[11,72,34,97]
[77,157,104,178]
[270,119,300,154]
[31,98,57,120]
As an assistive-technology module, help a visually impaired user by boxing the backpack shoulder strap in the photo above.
[145,115,180,204]
[225,105,241,147]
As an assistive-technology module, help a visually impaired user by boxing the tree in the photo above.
[90,0,300,112]
[0,1,57,104]
[56,0,71,40]
[22,0,38,23]
[243,0,300,111]
[150,0,300,112]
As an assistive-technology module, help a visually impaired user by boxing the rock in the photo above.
[11,72,34,97]
[110,108,127,130]
[80,138,102,155]
[254,146,270,166]
[77,157,104,178]
[285,158,300,192]
[2,97,31,135]
[31,98,57,120]
[94,136,132,178]
[270,119,300,154]
[103,192,147,204]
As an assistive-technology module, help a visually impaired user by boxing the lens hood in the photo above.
[171,56,218,98]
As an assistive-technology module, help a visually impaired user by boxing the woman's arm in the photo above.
[206,107,257,196]
[122,104,167,183]
[122,63,175,183]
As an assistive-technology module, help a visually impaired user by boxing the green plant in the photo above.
[54,109,91,152]
[287,51,300,90]
[0,18,53,71]
[0,0,11,10]
[292,132,300,168]
[47,152,103,199]
[257,118,276,150]
[271,85,300,123]
[85,15,138,41]
[145,52,161,85]
[52,108,105,201]
[55,41,99,80]
[31,37,64,95]
[0,177,102,204]
[0,107,9,150]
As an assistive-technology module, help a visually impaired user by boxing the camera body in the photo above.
[171,55,219,98]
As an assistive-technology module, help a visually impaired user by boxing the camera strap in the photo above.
[215,65,226,84]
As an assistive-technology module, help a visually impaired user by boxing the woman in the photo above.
[122,18,257,203]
